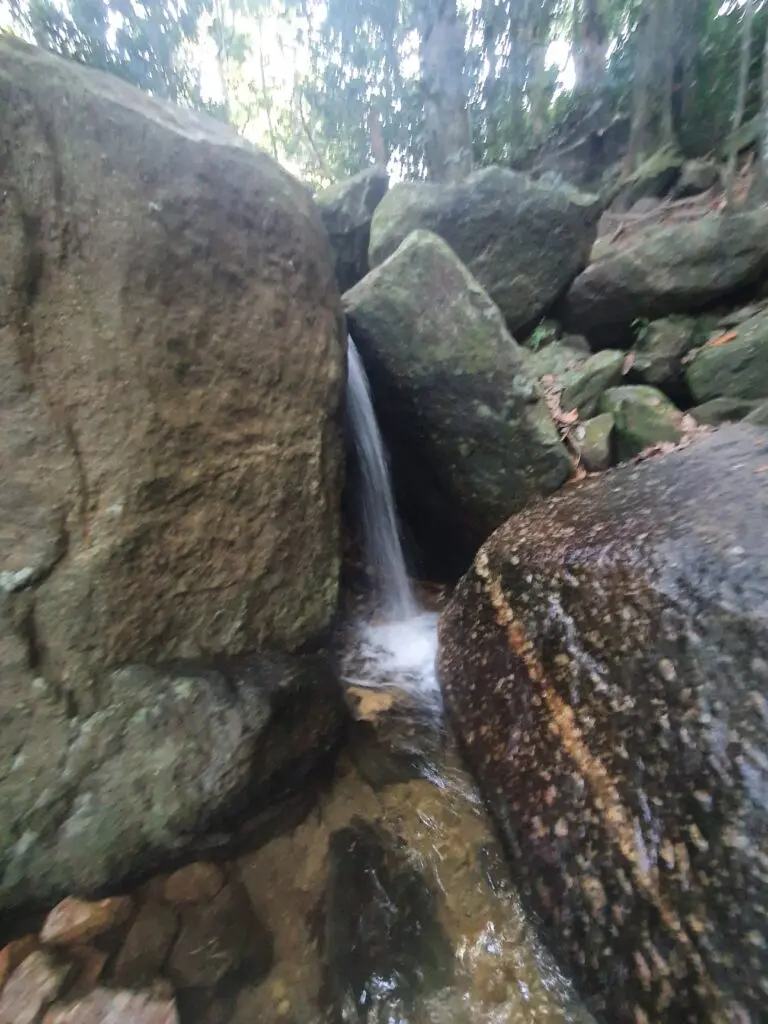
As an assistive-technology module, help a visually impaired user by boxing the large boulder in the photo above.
[560,208,768,340]
[0,41,345,908]
[368,167,600,332]
[686,307,768,403]
[315,166,389,293]
[1,653,346,912]
[344,230,572,575]
[438,426,768,1022]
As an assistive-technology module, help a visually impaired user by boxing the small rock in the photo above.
[562,349,624,418]
[576,413,615,472]
[41,896,133,947]
[42,988,178,1024]
[112,901,179,987]
[163,862,224,904]
[166,883,272,990]
[690,397,758,426]
[65,945,108,1000]
[629,315,703,392]
[600,386,682,461]
[0,951,71,1024]
[0,935,38,988]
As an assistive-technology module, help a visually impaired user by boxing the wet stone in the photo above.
[40,896,133,947]
[323,817,453,1022]
[65,945,108,1000]
[0,950,71,1024]
[163,863,224,905]
[111,900,179,988]
[0,935,38,988]
[42,987,179,1024]
[438,425,768,1022]
[166,883,272,991]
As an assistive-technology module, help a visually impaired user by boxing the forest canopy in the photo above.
[3,0,766,191]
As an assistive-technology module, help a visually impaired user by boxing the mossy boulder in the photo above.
[560,209,768,339]
[315,166,389,292]
[344,230,572,575]
[575,413,614,472]
[437,425,768,1022]
[0,40,345,910]
[686,308,768,403]
[610,146,683,212]
[369,167,601,332]
[521,338,590,381]
[561,349,625,418]
[629,316,704,392]
[600,385,682,460]
[690,397,759,426]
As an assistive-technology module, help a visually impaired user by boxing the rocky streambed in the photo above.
[0,611,595,1024]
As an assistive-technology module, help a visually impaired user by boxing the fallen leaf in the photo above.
[346,686,396,721]
[622,352,635,375]
[706,330,737,348]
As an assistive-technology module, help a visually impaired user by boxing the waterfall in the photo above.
[346,337,417,621]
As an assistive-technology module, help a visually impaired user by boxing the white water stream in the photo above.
[345,337,441,703]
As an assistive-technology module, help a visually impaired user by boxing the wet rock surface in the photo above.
[345,229,571,574]
[322,817,453,1022]
[368,166,600,332]
[438,425,768,1022]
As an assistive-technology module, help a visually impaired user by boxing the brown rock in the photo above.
[0,935,38,988]
[167,884,272,990]
[65,946,108,1000]
[0,36,345,913]
[41,896,133,947]
[112,901,178,988]
[438,425,768,1022]
[0,951,71,1024]
[163,862,224,904]
[43,988,178,1024]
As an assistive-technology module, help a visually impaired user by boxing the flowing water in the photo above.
[313,336,594,1024]
[0,340,593,1024]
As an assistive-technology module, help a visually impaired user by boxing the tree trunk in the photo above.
[417,0,473,183]
[725,0,755,208]
[626,0,676,172]
[572,0,608,93]
[754,24,768,200]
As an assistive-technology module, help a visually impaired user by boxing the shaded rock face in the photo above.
[368,166,600,333]
[344,230,572,576]
[0,42,345,908]
[316,167,389,293]
[1,650,346,912]
[560,209,768,342]
[438,426,768,1023]
[322,817,453,1023]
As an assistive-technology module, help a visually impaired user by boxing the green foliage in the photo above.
[527,321,557,351]
[7,0,768,191]
[9,0,209,105]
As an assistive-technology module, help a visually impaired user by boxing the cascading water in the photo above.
[344,337,440,702]
[346,337,417,621]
